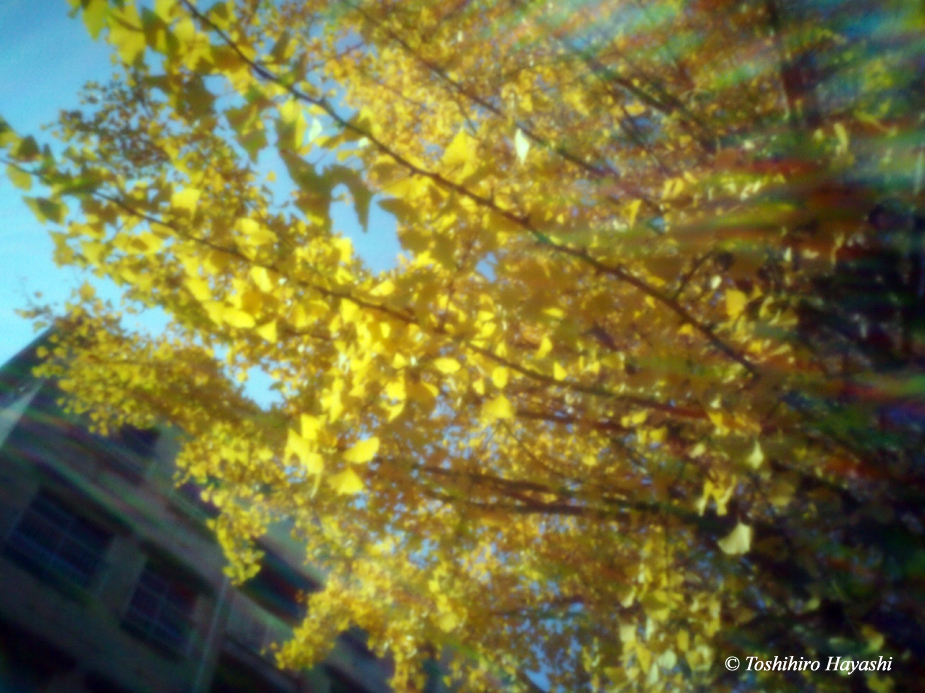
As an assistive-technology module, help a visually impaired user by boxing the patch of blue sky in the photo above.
[0,0,401,409]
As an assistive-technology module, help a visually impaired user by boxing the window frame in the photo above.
[121,562,197,657]
[3,490,111,592]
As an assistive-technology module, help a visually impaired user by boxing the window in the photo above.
[114,425,159,457]
[5,491,111,589]
[122,564,196,655]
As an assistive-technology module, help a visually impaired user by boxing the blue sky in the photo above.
[0,0,114,364]
[0,0,400,379]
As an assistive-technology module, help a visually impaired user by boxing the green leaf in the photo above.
[54,174,101,196]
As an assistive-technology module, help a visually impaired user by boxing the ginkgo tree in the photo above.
[3,0,925,690]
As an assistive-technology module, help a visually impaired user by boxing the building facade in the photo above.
[0,335,391,693]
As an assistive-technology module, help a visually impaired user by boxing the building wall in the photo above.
[0,337,389,693]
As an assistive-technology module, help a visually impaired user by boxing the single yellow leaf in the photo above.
[329,468,364,495]
[185,276,211,301]
[109,5,146,64]
[250,266,274,292]
[626,198,642,227]
[78,283,96,301]
[301,414,323,439]
[717,522,752,555]
[619,623,636,644]
[285,429,324,474]
[834,122,849,153]
[82,0,109,39]
[442,128,477,172]
[437,611,459,632]
[220,305,256,329]
[343,437,380,464]
[171,187,201,216]
[491,366,509,389]
[623,410,647,426]
[658,650,677,669]
[482,394,514,422]
[369,279,395,297]
[6,164,31,191]
[256,321,277,342]
[514,128,530,164]
[725,290,748,319]
[433,357,460,374]
[746,441,764,469]
[553,362,566,381]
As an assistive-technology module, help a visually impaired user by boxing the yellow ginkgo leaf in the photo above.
[78,282,96,301]
[553,362,566,381]
[250,266,274,292]
[219,305,256,329]
[108,5,146,64]
[746,441,764,469]
[482,394,514,422]
[626,198,642,227]
[491,366,509,389]
[343,436,380,464]
[437,611,460,632]
[171,187,201,216]
[514,128,530,164]
[256,321,277,342]
[725,290,748,319]
[301,414,323,440]
[285,429,324,474]
[329,468,365,495]
[433,357,460,374]
[442,128,477,173]
[717,522,752,555]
